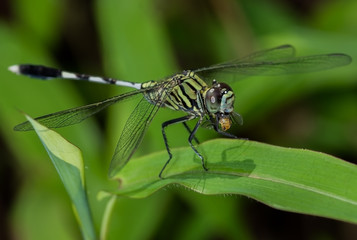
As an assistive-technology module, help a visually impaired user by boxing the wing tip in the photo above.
[321,53,353,68]
[329,53,352,64]
[13,121,33,131]
[278,44,294,49]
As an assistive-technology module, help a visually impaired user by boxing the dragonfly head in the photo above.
[205,80,235,131]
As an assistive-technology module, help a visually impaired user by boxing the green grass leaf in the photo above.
[26,115,96,240]
[112,139,357,224]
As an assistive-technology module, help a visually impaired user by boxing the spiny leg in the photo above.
[215,128,238,139]
[182,122,200,144]
[188,118,208,171]
[160,115,195,179]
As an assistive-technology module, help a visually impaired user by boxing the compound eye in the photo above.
[218,83,232,93]
[205,87,221,113]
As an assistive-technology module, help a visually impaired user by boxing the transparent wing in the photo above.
[194,45,352,82]
[14,88,151,131]
[108,82,173,177]
[231,112,243,125]
[209,44,296,67]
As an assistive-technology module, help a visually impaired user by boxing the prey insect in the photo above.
[10,45,352,178]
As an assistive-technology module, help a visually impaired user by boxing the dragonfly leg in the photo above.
[188,118,208,172]
[215,129,238,139]
[160,115,195,179]
[182,122,200,144]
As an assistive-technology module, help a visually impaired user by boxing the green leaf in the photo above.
[26,115,96,240]
[112,139,357,224]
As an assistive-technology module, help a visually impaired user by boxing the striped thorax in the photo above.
[142,71,236,131]
[142,70,208,113]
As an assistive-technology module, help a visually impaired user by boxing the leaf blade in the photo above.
[26,115,96,240]
[112,139,357,224]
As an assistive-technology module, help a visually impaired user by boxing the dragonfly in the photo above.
[10,45,352,178]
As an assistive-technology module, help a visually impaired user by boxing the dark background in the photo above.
[1,0,357,239]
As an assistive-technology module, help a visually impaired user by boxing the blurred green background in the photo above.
[1,0,357,239]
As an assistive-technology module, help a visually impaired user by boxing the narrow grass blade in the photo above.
[26,115,96,240]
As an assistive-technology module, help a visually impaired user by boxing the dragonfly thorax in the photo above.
[204,80,235,131]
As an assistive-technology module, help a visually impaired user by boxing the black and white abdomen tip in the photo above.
[8,64,61,79]
[8,64,142,89]
[8,65,20,74]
